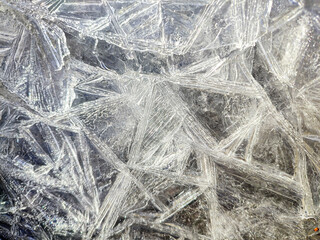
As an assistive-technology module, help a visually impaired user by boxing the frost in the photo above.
[0,0,319,239]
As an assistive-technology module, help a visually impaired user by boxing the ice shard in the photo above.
[0,0,319,239]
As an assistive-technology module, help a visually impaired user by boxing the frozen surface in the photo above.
[0,0,320,239]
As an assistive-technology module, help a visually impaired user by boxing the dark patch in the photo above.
[252,127,295,175]
[135,52,167,75]
[184,151,201,175]
[130,225,179,240]
[167,196,210,235]
[65,33,100,68]
[158,184,189,206]
[217,189,240,211]
[72,89,102,107]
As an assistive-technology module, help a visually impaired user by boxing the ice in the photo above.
[0,0,319,239]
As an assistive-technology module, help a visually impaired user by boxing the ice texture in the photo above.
[0,0,319,239]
